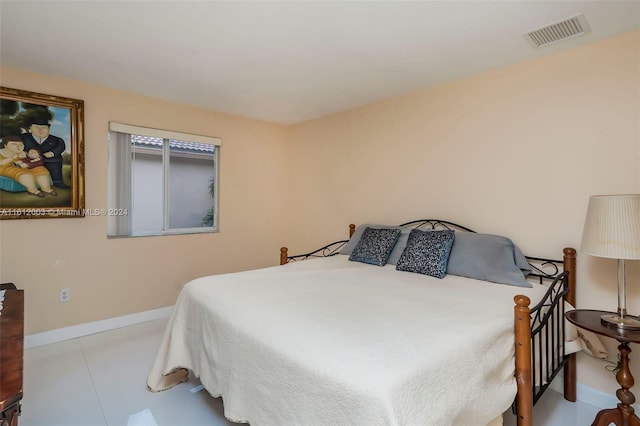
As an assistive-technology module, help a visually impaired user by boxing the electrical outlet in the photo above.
[59,288,70,303]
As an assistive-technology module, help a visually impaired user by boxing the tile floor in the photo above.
[22,318,603,426]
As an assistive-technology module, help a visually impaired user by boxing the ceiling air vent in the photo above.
[523,14,591,48]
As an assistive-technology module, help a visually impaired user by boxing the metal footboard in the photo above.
[529,271,570,404]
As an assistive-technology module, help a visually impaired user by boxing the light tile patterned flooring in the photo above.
[22,319,602,426]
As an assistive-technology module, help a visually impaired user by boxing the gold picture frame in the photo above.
[0,87,85,219]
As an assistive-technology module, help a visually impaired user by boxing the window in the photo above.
[107,122,221,237]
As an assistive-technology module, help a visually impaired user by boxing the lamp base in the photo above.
[601,313,640,330]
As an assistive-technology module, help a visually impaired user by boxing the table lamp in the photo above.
[581,194,640,329]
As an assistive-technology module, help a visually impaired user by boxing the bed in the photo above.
[147,219,602,426]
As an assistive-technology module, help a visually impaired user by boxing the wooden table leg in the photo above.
[592,342,640,426]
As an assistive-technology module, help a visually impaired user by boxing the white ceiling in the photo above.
[1,1,638,125]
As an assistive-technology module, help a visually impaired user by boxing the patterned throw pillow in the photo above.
[348,227,401,266]
[396,229,455,278]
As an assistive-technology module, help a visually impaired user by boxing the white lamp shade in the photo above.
[581,194,640,260]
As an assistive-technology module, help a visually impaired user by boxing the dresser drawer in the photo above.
[0,287,24,426]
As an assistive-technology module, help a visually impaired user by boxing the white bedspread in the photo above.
[147,256,551,426]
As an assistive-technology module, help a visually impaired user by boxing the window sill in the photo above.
[107,228,218,239]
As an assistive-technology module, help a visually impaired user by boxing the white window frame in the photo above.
[107,122,221,238]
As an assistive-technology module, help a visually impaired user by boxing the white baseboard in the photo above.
[25,306,173,349]
[549,374,639,411]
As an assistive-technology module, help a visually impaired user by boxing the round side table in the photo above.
[565,309,640,426]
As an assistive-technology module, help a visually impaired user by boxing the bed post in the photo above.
[514,295,533,426]
[280,247,288,266]
[349,224,355,237]
[563,247,577,402]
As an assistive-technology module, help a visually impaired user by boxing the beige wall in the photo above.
[0,67,291,335]
[1,30,638,400]
[288,31,640,398]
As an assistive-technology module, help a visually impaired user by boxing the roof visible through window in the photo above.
[131,134,216,154]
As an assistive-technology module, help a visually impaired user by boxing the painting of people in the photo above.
[0,87,84,219]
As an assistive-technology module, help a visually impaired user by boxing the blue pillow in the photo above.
[395,229,455,279]
[348,227,401,266]
[446,232,532,288]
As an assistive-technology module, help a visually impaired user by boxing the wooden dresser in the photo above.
[0,283,24,426]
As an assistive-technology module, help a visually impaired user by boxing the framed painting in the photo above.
[0,87,85,219]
